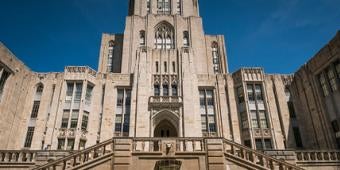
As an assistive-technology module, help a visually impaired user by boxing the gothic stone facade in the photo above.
[0,0,339,169]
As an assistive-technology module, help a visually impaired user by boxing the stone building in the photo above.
[0,0,339,169]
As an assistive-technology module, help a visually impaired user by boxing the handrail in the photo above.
[223,138,304,170]
[32,138,114,170]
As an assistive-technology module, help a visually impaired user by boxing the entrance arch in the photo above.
[154,119,178,137]
[152,109,180,138]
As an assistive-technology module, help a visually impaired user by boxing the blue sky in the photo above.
[0,0,339,73]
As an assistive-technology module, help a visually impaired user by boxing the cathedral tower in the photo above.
[97,0,229,138]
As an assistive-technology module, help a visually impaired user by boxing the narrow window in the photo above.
[212,42,220,73]
[154,85,160,96]
[85,84,93,106]
[247,84,255,103]
[240,112,248,129]
[115,115,122,134]
[57,138,65,150]
[163,85,169,96]
[237,86,244,104]
[172,61,176,73]
[199,90,206,115]
[0,68,10,100]
[255,84,263,101]
[24,127,35,148]
[116,89,124,115]
[251,110,259,128]
[74,83,83,103]
[176,0,181,14]
[67,139,75,150]
[164,0,170,14]
[327,68,337,92]
[287,101,296,118]
[139,30,146,46]
[164,62,167,72]
[157,0,163,14]
[115,89,132,136]
[172,85,177,96]
[30,101,41,118]
[36,85,44,96]
[31,84,44,119]
[61,110,70,128]
[200,89,217,136]
[81,111,89,131]
[107,40,115,72]
[293,127,303,148]
[70,110,79,129]
[66,83,74,102]
[264,139,273,149]
[319,73,329,96]
[335,61,340,78]
[123,114,130,135]
[166,35,172,49]
[79,139,86,150]
[156,61,159,73]
[259,110,268,128]
[183,31,189,47]
[255,139,263,150]
[158,0,171,14]
[147,0,151,13]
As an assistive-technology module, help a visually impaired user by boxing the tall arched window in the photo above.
[157,0,171,14]
[155,22,174,49]
[139,30,146,46]
[183,31,189,47]
[107,40,115,72]
[30,84,44,119]
[212,42,220,73]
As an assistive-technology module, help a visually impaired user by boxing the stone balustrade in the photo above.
[65,66,97,77]
[296,150,340,163]
[148,96,183,108]
[0,150,36,163]
[132,138,205,152]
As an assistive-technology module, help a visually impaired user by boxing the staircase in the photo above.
[32,138,115,170]
[32,137,304,170]
[223,139,303,170]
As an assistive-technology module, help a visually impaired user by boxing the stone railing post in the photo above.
[112,138,132,170]
[205,138,225,170]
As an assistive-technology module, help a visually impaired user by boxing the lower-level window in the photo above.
[67,139,75,150]
[255,138,272,150]
[114,88,131,137]
[199,89,217,136]
[57,138,65,150]
[81,111,89,130]
[79,139,86,150]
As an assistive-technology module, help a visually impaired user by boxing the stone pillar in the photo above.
[205,138,225,170]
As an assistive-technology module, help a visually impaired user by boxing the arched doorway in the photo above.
[154,119,178,137]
